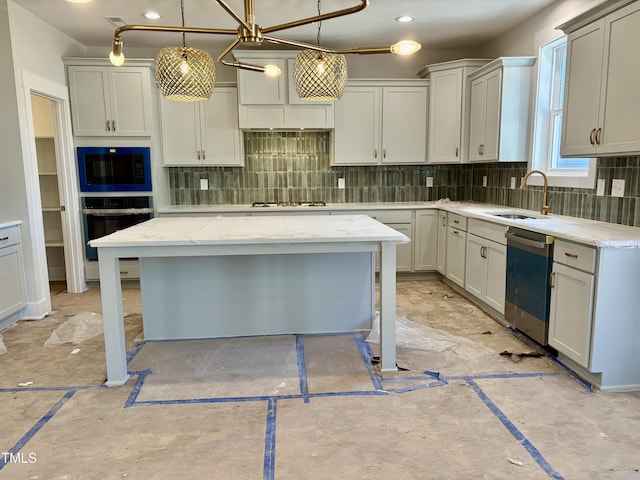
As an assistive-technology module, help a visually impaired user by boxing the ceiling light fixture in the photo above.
[293,0,348,102]
[395,16,415,23]
[143,12,163,20]
[154,0,215,102]
[109,0,421,102]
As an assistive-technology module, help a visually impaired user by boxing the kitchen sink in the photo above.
[487,212,547,220]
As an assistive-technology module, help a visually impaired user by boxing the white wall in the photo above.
[479,0,606,57]
[3,0,85,316]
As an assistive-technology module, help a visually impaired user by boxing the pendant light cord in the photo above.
[316,0,321,45]
[181,0,186,48]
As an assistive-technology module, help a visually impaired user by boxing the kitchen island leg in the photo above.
[379,241,397,372]
[98,249,129,386]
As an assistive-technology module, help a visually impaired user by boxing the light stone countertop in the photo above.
[157,201,640,248]
[0,220,22,230]
[89,215,410,248]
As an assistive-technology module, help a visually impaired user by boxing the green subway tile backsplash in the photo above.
[169,131,640,227]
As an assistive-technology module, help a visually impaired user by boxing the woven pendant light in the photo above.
[155,0,215,102]
[293,50,347,101]
[156,46,215,102]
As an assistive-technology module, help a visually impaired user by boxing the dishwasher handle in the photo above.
[506,231,550,250]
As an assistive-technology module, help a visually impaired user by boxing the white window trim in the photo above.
[528,34,596,189]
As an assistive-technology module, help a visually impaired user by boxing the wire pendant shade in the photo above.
[155,46,216,102]
[293,50,348,101]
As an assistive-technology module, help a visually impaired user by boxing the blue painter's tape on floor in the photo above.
[124,369,152,408]
[263,398,277,480]
[296,335,310,403]
[126,341,145,364]
[0,389,77,471]
[354,332,383,391]
[466,377,565,480]
[380,370,448,393]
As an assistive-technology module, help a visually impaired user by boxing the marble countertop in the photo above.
[89,215,410,248]
[157,201,640,248]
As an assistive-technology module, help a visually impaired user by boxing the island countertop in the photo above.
[90,214,411,248]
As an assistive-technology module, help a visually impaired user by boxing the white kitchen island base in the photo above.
[91,215,409,386]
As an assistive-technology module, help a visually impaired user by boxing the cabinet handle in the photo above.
[202,150,206,160]
[441,216,446,227]
[564,252,578,258]
[197,151,201,160]
[383,148,386,159]
[589,128,596,146]
[550,271,555,288]
[453,219,459,224]
[455,147,459,157]
[120,271,128,275]
[478,145,482,155]
[112,120,116,131]
[452,230,460,235]
[0,236,8,241]
[595,127,602,145]
[106,120,111,131]
[374,148,378,159]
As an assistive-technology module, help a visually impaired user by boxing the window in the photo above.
[531,36,595,188]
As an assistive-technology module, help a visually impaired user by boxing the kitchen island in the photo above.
[90,215,410,386]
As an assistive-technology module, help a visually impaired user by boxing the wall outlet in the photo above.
[482,176,488,187]
[510,177,516,189]
[338,177,345,189]
[426,176,434,188]
[200,178,209,190]
[596,178,605,196]
[612,179,625,197]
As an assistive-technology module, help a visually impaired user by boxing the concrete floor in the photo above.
[1,279,639,479]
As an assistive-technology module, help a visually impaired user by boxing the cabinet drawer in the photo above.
[0,226,21,248]
[554,240,597,273]
[468,218,508,245]
[448,213,467,231]
[335,210,412,224]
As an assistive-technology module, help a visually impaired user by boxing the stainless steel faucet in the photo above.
[520,170,551,215]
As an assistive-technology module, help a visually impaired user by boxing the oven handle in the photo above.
[505,231,549,250]
[82,208,154,216]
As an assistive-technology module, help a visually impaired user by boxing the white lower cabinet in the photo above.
[0,224,27,321]
[549,240,597,368]
[465,234,506,312]
[445,213,467,287]
[414,210,437,271]
[436,211,447,274]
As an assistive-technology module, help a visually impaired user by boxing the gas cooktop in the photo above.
[251,201,327,208]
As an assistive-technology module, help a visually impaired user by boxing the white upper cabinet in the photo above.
[333,80,428,165]
[234,51,334,129]
[67,64,153,137]
[419,59,490,164]
[160,86,243,167]
[467,57,536,163]
[560,0,640,157]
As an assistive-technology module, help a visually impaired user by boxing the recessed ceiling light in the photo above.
[143,11,162,20]
[395,16,415,23]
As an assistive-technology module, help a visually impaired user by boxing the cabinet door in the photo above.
[549,263,594,368]
[389,224,413,272]
[561,20,604,157]
[333,86,381,165]
[484,240,506,312]
[598,2,640,155]
[468,77,486,162]
[68,67,111,136]
[465,233,486,300]
[237,58,286,105]
[446,227,466,287]
[482,70,502,161]
[0,245,26,319]
[436,211,447,274]
[381,87,427,164]
[201,87,244,167]
[108,67,153,136]
[414,210,437,271]
[428,69,463,163]
[160,97,201,166]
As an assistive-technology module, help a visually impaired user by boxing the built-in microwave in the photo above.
[77,146,152,192]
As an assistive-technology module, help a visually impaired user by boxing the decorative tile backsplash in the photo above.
[169,131,640,227]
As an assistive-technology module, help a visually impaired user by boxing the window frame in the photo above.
[529,35,596,189]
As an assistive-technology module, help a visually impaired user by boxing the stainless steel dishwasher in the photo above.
[504,227,554,346]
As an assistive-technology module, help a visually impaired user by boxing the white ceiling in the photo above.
[12,0,558,52]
